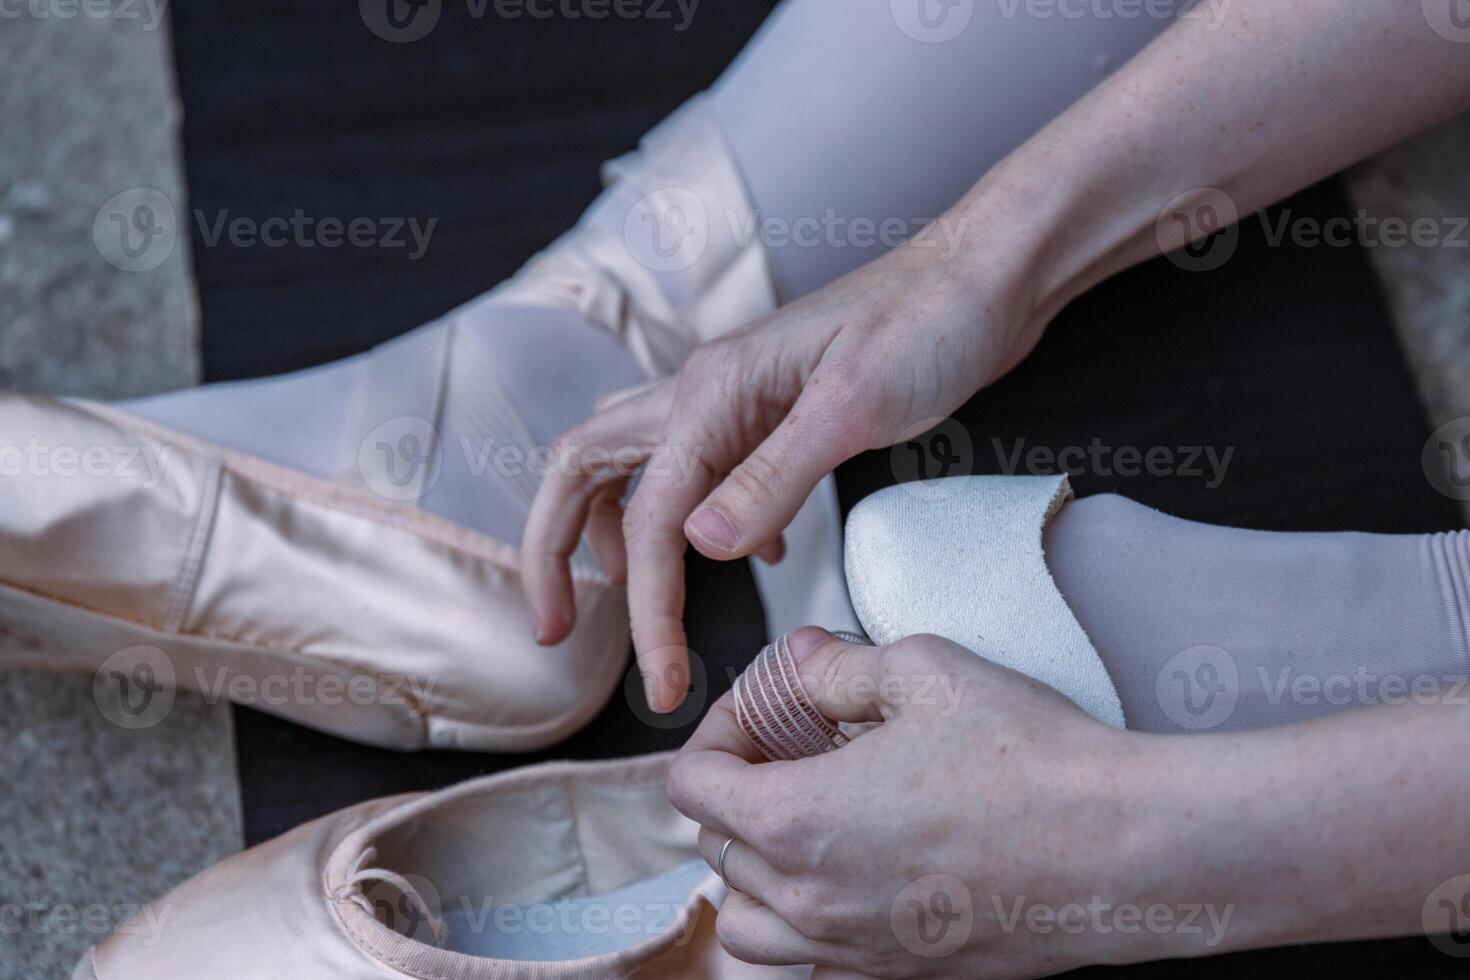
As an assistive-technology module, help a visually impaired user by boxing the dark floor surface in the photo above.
[169,1,1466,974]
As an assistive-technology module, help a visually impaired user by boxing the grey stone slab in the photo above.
[0,9,239,980]
[0,5,198,399]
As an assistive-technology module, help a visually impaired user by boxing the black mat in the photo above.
[167,2,1464,974]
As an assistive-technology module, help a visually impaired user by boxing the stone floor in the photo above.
[0,7,1466,980]
[0,11,241,980]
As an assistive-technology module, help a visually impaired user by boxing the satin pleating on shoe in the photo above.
[75,754,805,979]
[0,392,630,751]
[0,94,855,752]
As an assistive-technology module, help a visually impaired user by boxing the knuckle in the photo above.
[755,808,817,871]
[663,758,697,817]
[804,374,877,455]
[780,886,854,944]
[714,907,758,961]
[883,633,949,676]
[682,340,734,385]
[723,452,786,507]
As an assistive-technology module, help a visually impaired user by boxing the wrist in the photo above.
[1109,731,1330,962]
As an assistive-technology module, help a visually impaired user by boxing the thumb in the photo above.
[684,381,867,560]
[782,627,901,725]
[788,627,977,725]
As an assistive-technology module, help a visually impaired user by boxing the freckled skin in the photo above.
[533,6,1470,964]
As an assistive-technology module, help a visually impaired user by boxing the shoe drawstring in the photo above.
[336,846,448,946]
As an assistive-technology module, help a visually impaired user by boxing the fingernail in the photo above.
[687,506,739,554]
[787,627,832,659]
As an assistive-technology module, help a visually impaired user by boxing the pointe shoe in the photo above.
[843,474,1127,728]
[74,753,800,979]
[0,95,853,750]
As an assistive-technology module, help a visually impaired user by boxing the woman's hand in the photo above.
[522,0,1470,714]
[669,629,1470,977]
[667,629,1169,977]
[522,230,1050,710]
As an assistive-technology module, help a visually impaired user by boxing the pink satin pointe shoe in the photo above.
[73,475,1118,978]
[0,95,853,751]
[74,753,801,979]
[0,390,628,750]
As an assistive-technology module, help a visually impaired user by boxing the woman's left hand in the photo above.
[667,628,1220,979]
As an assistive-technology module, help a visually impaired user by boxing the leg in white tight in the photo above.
[711,0,1174,299]
[124,0,1178,549]
[1045,496,1470,733]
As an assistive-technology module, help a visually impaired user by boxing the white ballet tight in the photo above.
[122,0,1176,549]
[122,0,1468,741]
[121,2,1469,956]
[1046,496,1470,733]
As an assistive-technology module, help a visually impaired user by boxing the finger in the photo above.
[594,377,664,414]
[522,388,667,643]
[667,692,787,837]
[698,826,787,909]
[784,627,896,725]
[810,968,880,980]
[582,484,629,585]
[717,892,839,967]
[622,423,719,712]
[685,374,867,561]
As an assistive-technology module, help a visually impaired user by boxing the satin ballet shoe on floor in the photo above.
[0,391,632,751]
[74,753,800,980]
[844,474,1127,728]
[0,94,853,750]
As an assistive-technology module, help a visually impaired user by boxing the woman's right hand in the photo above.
[521,216,1053,711]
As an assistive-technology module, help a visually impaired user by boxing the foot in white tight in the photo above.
[1045,494,1470,732]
